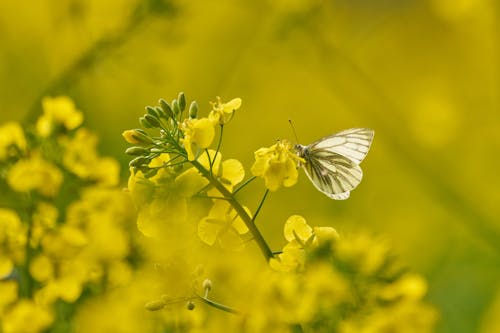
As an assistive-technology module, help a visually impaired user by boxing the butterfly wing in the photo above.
[302,151,363,200]
[299,128,373,200]
[312,128,374,165]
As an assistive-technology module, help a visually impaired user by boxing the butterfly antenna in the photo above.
[288,119,299,143]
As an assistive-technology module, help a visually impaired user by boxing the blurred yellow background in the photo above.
[1,1,499,332]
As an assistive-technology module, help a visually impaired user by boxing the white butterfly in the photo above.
[294,128,374,200]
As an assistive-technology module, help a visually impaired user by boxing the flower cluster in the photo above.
[0,97,135,333]
[122,92,438,332]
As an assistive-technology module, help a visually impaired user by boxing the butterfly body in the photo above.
[294,128,374,200]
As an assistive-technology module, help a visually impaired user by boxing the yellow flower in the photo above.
[0,280,18,312]
[36,96,83,137]
[209,96,242,125]
[1,299,53,333]
[196,150,245,193]
[198,200,249,249]
[7,153,63,197]
[251,140,301,191]
[0,209,26,277]
[181,117,215,160]
[0,122,26,160]
[60,129,120,185]
[136,167,208,238]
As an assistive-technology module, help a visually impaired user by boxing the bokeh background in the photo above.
[1,0,499,332]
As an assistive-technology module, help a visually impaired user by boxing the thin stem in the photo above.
[212,125,224,169]
[197,294,240,314]
[205,149,213,174]
[193,195,230,201]
[233,176,256,195]
[191,160,273,261]
[252,189,269,222]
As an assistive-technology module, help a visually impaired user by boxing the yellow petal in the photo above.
[284,215,312,243]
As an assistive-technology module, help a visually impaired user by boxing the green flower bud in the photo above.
[154,106,167,119]
[129,156,149,167]
[159,98,174,118]
[172,99,180,115]
[144,114,161,128]
[139,116,153,128]
[186,301,195,311]
[189,101,198,119]
[178,92,186,111]
[125,146,150,156]
[145,299,166,311]
[143,168,159,178]
[146,106,160,118]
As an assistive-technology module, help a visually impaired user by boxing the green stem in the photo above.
[197,294,239,314]
[212,125,224,169]
[252,189,269,222]
[233,176,256,195]
[191,161,273,261]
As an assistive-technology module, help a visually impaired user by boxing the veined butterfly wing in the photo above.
[311,128,374,165]
[296,128,374,200]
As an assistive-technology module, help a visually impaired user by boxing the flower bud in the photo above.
[145,299,166,311]
[159,99,174,118]
[146,106,160,118]
[202,279,212,292]
[125,146,150,156]
[144,114,161,128]
[172,99,180,115]
[154,106,167,119]
[139,116,154,128]
[189,101,198,119]
[178,92,186,111]
[122,129,154,144]
[129,156,149,167]
[186,301,195,311]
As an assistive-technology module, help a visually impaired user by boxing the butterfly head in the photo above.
[293,144,309,166]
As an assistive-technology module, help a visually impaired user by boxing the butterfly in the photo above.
[294,128,374,200]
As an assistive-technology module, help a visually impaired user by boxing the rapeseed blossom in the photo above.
[0,97,137,333]
[0,122,26,160]
[36,96,83,137]
[120,93,436,332]
[251,140,302,191]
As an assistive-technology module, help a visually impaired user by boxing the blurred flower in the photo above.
[0,208,26,277]
[251,140,301,191]
[0,122,26,160]
[181,117,215,161]
[0,280,18,312]
[60,128,120,186]
[1,300,53,333]
[198,200,249,249]
[209,96,242,125]
[36,96,83,137]
[6,152,63,197]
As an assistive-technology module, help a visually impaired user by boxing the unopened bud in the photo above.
[129,156,149,167]
[144,114,161,128]
[145,299,166,311]
[146,106,160,118]
[154,106,167,118]
[159,99,174,118]
[172,99,180,115]
[125,146,150,156]
[189,101,198,119]
[122,129,154,145]
[178,92,186,111]
[202,279,212,292]
[139,116,154,128]
[186,301,195,311]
